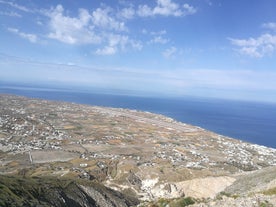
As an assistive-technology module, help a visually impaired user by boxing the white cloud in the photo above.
[141,29,148,34]
[230,23,276,58]
[204,0,213,6]
[143,29,169,44]
[92,7,127,31]
[96,46,117,55]
[183,4,197,15]
[137,0,196,17]
[141,29,167,36]
[137,5,153,17]
[4,1,190,54]
[8,27,37,43]
[163,46,177,58]
[2,53,276,102]
[0,11,21,17]
[229,33,276,58]
[36,20,43,25]
[109,34,128,48]
[130,40,143,50]
[154,0,182,16]
[150,30,167,35]
[118,7,135,19]
[0,0,31,12]
[44,4,142,54]
[47,5,101,44]
[96,34,142,55]
[262,22,276,31]
[150,36,169,44]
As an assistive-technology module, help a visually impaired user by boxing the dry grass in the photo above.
[262,187,276,196]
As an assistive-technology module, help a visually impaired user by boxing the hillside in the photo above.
[0,94,275,206]
[0,175,139,207]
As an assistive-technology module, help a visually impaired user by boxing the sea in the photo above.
[1,85,276,149]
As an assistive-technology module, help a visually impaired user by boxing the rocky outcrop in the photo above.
[190,194,276,207]
[175,176,236,199]
[0,175,140,207]
[189,166,276,207]
[224,166,276,196]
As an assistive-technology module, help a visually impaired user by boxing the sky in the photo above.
[1,0,276,102]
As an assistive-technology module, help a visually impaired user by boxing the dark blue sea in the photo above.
[1,85,276,148]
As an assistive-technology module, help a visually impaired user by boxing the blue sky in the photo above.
[1,0,276,102]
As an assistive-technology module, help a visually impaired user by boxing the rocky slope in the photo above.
[205,166,276,207]
[0,175,139,207]
[0,94,276,206]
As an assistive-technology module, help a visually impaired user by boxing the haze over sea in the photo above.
[1,84,276,149]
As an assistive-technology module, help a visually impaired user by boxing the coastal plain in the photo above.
[0,94,275,206]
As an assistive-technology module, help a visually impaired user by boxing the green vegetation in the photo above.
[0,175,76,206]
[172,197,196,207]
[262,187,276,196]
[216,191,239,200]
[0,175,139,207]
[259,200,273,207]
[143,197,196,207]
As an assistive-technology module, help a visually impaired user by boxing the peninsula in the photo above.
[0,94,275,206]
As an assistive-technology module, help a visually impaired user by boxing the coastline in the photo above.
[1,86,276,148]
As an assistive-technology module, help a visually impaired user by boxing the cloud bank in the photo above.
[7,27,37,43]
[230,22,276,58]
[137,0,196,17]
[4,0,196,55]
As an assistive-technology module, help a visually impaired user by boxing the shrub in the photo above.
[262,187,276,196]
[170,197,196,207]
[177,197,195,206]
